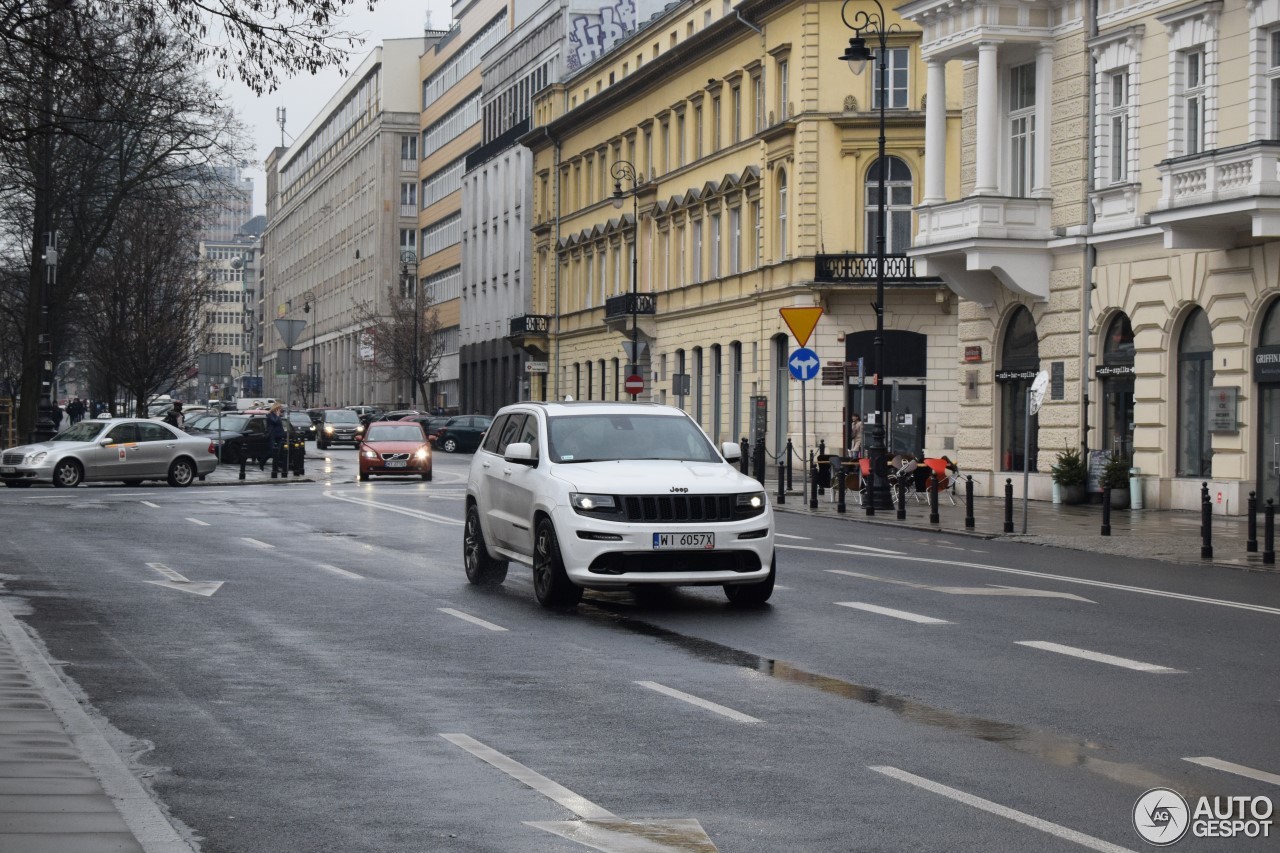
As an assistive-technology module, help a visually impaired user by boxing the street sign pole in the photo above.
[801,376,807,502]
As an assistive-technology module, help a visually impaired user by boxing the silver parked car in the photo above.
[0,418,219,488]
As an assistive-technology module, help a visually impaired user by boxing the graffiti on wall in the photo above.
[567,0,637,72]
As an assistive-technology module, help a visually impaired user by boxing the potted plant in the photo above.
[1051,445,1087,505]
[1101,452,1132,510]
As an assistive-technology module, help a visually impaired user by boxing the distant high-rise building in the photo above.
[200,165,254,243]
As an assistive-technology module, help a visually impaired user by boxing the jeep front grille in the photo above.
[621,495,735,522]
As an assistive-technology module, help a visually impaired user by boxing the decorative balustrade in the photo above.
[1158,141,1280,209]
[508,314,550,336]
[604,293,657,320]
[814,253,941,285]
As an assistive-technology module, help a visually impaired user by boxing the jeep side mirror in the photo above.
[721,441,742,461]
[504,442,535,465]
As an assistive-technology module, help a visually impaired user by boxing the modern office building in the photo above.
[903,0,1278,513]
[197,234,261,402]
[524,0,963,457]
[262,39,430,409]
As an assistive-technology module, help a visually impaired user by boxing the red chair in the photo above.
[921,457,958,504]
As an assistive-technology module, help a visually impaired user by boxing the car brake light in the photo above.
[207,442,217,455]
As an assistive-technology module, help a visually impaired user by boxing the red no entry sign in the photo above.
[625,374,644,395]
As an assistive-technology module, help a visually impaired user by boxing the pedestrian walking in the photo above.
[265,402,287,476]
[163,401,185,430]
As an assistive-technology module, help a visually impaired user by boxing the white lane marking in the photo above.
[185,518,210,526]
[778,543,1280,616]
[240,537,275,549]
[1184,757,1280,786]
[635,681,762,723]
[773,584,792,590]
[838,543,906,555]
[324,491,462,525]
[439,607,507,632]
[830,570,1094,603]
[870,766,1137,853]
[836,601,950,624]
[774,532,811,540]
[440,733,616,820]
[317,564,364,580]
[1016,641,1184,674]
[140,501,160,508]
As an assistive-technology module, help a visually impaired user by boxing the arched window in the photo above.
[1101,312,1135,458]
[865,156,914,255]
[998,307,1039,471]
[777,170,788,261]
[1177,307,1213,478]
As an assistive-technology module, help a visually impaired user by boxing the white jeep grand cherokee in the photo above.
[464,401,775,608]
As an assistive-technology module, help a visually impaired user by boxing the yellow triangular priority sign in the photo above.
[779,307,824,348]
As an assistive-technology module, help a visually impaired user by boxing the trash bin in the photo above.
[1129,467,1143,510]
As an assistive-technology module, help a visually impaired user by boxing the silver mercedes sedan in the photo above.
[0,418,219,488]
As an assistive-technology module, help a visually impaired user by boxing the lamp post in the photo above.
[840,0,898,511]
[611,160,641,400]
[400,250,419,408]
[302,289,316,408]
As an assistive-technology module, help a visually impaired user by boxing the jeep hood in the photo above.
[549,459,758,494]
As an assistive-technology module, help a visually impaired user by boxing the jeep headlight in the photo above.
[570,492,619,515]
[735,491,767,517]
[324,424,334,433]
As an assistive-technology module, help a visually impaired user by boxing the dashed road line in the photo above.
[869,766,1137,853]
[324,490,463,525]
[1184,757,1280,786]
[439,607,507,632]
[441,733,616,819]
[140,501,159,508]
[1016,641,1183,674]
[837,543,906,555]
[317,564,364,580]
[240,537,275,549]
[185,517,210,526]
[774,533,811,540]
[836,601,950,624]
[635,681,762,723]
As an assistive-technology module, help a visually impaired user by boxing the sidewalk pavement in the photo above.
[3,461,1276,852]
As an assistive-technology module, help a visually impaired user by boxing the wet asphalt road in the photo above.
[0,445,1277,852]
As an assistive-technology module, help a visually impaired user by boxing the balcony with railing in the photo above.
[1150,141,1280,249]
[907,195,1055,304]
[814,253,943,286]
[603,292,657,337]
[505,314,551,356]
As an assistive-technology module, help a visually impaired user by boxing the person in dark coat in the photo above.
[266,402,287,475]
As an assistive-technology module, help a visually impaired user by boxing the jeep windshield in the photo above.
[547,413,719,464]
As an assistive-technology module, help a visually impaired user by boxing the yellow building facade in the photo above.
[525,0,963,460]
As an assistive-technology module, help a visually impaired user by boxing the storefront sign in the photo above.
[964,346,983,363]
[1208,386,1239,433]
[1095,364,1135,377]
[1254,345,1280,381]
[994,370,1038,381]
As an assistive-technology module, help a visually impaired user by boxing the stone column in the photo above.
[1034,42,1054,197]
[974,41,1001,195]
[924,58,948,204]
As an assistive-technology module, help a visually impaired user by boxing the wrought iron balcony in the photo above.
[814,253,943,286]
[604,293,657,321]
[508,314,550,337]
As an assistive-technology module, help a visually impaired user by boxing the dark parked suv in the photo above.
[186,412,299,466]
[317,408,364,449]
[432,415,492,453]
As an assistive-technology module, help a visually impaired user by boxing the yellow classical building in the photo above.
[524,0,963,462]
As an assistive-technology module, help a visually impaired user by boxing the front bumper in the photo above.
[323,430,361,444]
[549,504,773,587]
[0,463,52,483]
[360,457,431,476]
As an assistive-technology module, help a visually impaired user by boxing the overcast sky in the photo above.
[226,0,451,215]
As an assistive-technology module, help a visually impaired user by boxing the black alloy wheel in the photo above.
[724,554,776,606]
[463,505,507,585]
[532,518,581,608]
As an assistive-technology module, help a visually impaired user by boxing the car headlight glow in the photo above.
[362,449,377,459]
[324,424,334,433]
[415,448,429,460]
[734,491,767,517]
[570,492,619,514]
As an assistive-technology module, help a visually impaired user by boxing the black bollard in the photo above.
[238,450,246,481]
[1201,488,1213,560]
[786,438,794,491]
[777,460,785,504]
[1247,491,1258,553]
[965,476,975,530]
[818,439,826,457]
[836,458,846,514]
[929,474,940,524]
[1003,478,1014,533]
[740,438,749,474]
[752,440,766,484]
[1101,486,1111,536]
[1264,500,1275,566]
[896,477,906,520]
[809,456,819,509]
[864,463,875,517]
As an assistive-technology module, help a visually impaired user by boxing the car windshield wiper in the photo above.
[556,457,614,464]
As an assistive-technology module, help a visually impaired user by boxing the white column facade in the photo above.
[1033,43,1054,197]
[924,58,948,204]
[974,41,1002,195]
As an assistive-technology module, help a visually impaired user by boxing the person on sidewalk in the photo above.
[849,413,864,458]
[163,401,185,430]
[265,403,287,476]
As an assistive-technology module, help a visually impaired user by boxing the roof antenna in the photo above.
[275,107,287,147]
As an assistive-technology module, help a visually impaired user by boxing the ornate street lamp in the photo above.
[840,0,899,513]
[400,250,419,408]
[611,160,641,400]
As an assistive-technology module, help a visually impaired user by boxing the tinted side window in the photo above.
[518,414,540,462]
[138,423,173,442]
[481,415,508,453]
[496,414,526,454]
[106,424,138,444]
[244,419,265,435]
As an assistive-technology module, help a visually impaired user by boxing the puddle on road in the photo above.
[587,604,1201,795]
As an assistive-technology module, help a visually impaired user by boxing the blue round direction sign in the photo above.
[788,347,820,381]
